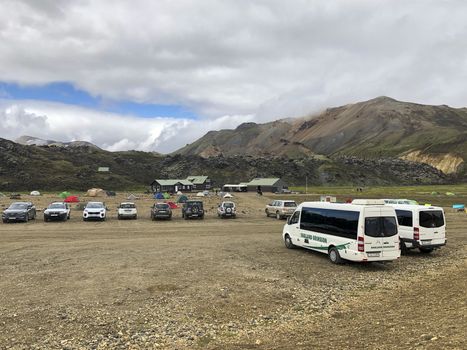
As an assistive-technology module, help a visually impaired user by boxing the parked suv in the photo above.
[151,202,172,220]
[217,201,236,219]
[44,202,70,222]
[83,202,107,221]
[265,200,297,219]
[118,202,137,220]
[182,200,205,220]
[2,202,36,223]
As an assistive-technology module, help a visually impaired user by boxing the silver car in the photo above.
[265,200,297,219]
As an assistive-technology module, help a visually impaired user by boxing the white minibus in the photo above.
[282,200,400,264]
[390,204,446,253]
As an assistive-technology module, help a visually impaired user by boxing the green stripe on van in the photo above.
[303,242,351,251]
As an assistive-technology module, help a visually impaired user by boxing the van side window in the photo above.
[395,210,413,227]
[289,211,300,224]
[300,207,359,239]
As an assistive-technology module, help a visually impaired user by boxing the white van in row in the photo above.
[391,204,446,253]
[282,200,400,264]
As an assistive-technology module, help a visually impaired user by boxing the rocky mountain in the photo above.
[0,137,455,192]
[175,97,467,175]
[16,136,100,149]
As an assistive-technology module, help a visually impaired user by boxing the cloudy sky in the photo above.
[0,0,466,152]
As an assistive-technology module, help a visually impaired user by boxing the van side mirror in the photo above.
[287,217,292,225]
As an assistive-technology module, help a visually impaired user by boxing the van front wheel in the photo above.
[284,234,295,249]
[328,247,343,264]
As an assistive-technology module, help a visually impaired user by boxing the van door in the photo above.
[363,207,399,258]
[395,209,414,248]
[379,208,399,258]
[363,207,383,258]
[418,209,445,246]
[287,210,301,246]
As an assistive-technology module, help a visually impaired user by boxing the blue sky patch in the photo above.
[0,81,198,119]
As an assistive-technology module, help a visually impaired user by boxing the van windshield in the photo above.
[419,211,444,228]
[365,217,398,237]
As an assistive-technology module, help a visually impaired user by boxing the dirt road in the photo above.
[0,193,465,349]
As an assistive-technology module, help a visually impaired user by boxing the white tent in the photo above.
[30,191,41,196]
[176,191,183,195]
[86,188,105,197]
[127,193,139,200]
[223,193,233,198]
[196,192,205,197]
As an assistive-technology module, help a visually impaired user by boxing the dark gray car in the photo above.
[2,202,36,223]
[151,203,172,220]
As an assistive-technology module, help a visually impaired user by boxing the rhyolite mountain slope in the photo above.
[175,97,467,175]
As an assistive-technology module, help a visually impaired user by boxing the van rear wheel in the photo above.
[328,247,343,264]
[419,247,434,254]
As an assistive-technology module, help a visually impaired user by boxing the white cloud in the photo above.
[0,0,466,121]
[0,100,253,153]
[0,0,466,151]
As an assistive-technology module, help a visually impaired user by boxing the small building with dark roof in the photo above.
[151,179,194,193]
[186,176,212,190]
[246,178,287,193]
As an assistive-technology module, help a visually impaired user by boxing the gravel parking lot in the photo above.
[0,193,466,349]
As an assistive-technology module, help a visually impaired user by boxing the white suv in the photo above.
[265,200,297,219]
[117,202,137,220]
[217,201,236,219]
[83,202,107,221]
[44,202,70,222]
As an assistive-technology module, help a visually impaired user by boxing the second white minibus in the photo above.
[282,200,401,264]
[390,204,446,253]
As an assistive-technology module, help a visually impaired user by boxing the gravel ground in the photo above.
[0,192,466,349]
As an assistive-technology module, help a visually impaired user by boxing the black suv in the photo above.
[2,202,37,223]
[182,200,205,220]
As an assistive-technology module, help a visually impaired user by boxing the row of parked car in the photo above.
[1,200,238,223]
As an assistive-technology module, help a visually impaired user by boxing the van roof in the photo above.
[352,199,385,205]
[299,201,386,211]
[388,204,443,211]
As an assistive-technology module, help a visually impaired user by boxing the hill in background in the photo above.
[175,97,467,175]
[0,137,453,192]
[1,96,466,191]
